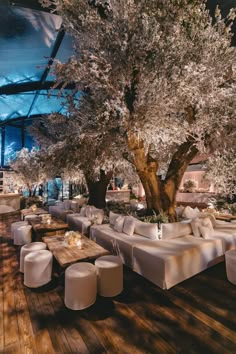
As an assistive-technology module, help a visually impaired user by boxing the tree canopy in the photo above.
[35,0,236,218]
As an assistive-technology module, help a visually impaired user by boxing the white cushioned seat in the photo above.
[203,229,236,252]
[24,250,53,288]
[14,225,32,245]
[20,242,47,273]
[132,236,224,290]
[90,224,158,268]
[65,263,97,310]
[67,207,104,234]
[95,255,123,297]
[11,221,28,239]
[68,215,91,235]
[225,250,236,285]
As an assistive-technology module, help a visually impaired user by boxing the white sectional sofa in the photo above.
[67,205,104,235]
[48,198,87,221]
[90,211,236,290]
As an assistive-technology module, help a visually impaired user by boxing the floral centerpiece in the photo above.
[31,204,37,213]
[64,231,82,247]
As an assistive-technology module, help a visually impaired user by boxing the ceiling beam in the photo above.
[0,114,48,128]
[26,24,66,117]
[0,0,54,13]
[0,81,75,95]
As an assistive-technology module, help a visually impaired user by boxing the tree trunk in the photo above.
[127,133,198,222]
[162,139,199,221]
[85,169,113,209]
[127,133,162,212]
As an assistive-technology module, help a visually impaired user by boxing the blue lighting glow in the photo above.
[0,5,76,165]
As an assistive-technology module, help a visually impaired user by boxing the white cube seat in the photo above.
[95,255,123,297]
[65,263,97,310]
[20,242,47,273]
[225,249,236,285]
[14,225,32,245]
[24,250,53,288]
[11,221,28,239]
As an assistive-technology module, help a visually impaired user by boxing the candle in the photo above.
[77,239,82,249]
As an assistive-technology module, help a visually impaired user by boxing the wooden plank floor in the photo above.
[1,215,236,353]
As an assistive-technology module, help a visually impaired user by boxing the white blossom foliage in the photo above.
[36,0,236,189]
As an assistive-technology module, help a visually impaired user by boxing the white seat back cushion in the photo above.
[199,217,214,238]
[63,200,71,210]
[191,217,213,238]
[113,215,125,233]
[191,218,202,237]
[182,206,200,219]
[198,212,216,227]
[123,216,136,236]
[86,206,96,218]
[93,209,104,225]
[134,221,158,240]
[161,222,192,240]
[80,206,87,216]
[109,211,121,225]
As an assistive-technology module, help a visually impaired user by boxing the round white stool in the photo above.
[24,250,53,288]
[20,242,47,273]
[225,250,236,285]
[11,221,28,239]
[95,255,123,297]
[65,263,97,310]
[14,225,32,245]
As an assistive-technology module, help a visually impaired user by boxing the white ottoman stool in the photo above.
[65,263,97,310]
[11,221,28,239]
[20,242,47,273]
[225,250,236,285]
[24,250,53,288]
[95,255,123,297]
[14,225,32,245]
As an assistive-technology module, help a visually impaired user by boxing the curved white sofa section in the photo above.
[90,213,236,290]
[67,206,104,235]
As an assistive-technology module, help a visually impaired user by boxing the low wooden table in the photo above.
[215,213,236,222]
[30,218,68,241]
[42,235,109,268]
[21,207,49,220]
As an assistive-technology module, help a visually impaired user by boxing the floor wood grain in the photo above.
[1,214,236,354]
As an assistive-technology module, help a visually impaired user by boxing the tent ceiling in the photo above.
[0,2,75,126]
[0,0,236,127]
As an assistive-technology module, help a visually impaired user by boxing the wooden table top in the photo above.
[30,218,68,232]
[42,235,109,268]
[215,213,236,222]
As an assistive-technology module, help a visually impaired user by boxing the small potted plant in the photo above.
[183,179,197,193]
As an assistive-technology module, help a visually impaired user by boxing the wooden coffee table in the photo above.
[215,213,236,222]
[30,218,68,241]
[42,235,109,268]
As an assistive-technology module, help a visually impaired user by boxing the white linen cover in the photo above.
[132,236,224,290]
[65,263,97,310]
[95,255,123,297]
[67,214,91,235]
[225,250,236,285]
[161,222,192,240]
[204,228,236,252]
[48,204,73,221]
[24,250,53,288]
[90,224,158,268]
